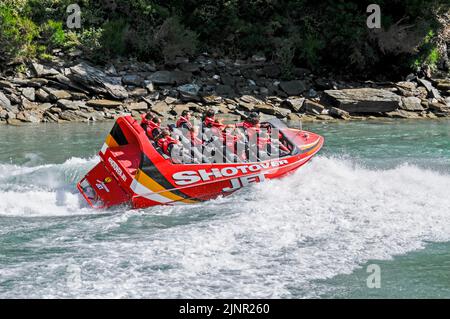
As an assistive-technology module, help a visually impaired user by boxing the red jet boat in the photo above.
[77,115,324,209]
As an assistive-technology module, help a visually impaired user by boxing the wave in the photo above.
[0,156,98,217]
[1,155,450,298]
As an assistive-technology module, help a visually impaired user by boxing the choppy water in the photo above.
[0,119,449,298]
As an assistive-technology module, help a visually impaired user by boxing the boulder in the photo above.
[31,62,59,77]
[122,74,143,86]
[129,88,148,98]
[385,109,421,119]
[323,88,402,113]
[151,101,170,116]
[396,81,417,91]
[177,83,201,101]
[428,102,449,113]
[0,80,14,89]
[35,89,50,102]
[279,80,308,96]
[0,92,11,109]
[60,110,82,121]
[254,104,276,115]
[21,98,37,110]
[302,100,326,115]
[147,70,191,85]
[44,88,72,101]
[275,106,291,117]
[44,111,59,122]
[172,104,191,115]
[86,99,122,109]
[21,87,35,101]
[280,97,305,112]
[57,99,85,111]
[417,78,441,99]
[125,102,148,111]
[16,111,41,123]
[400,97,424,111]
[328,107,350,119]
[69,62,128,100]
[435,79,450,91]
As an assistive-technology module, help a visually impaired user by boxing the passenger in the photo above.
[176,110,193,131]
[202,109,228,131]
[155,129,180,156]
[255,130,289,160]
[140,112,155,130]
[144,116,162,140]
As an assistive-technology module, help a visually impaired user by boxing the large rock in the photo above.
[417,78,441,99]
[31,62,59,77]
[147,70,191,85]
[43,87,72,101]
[69,62,128,100]
[57,99,85,111]
[21,87,35,101]
[302,99,326,115]
[122,74,143,86]
[151,101,169,116]
[21,98,37,110]
[279,80,308,96]
[0,92,11,109]
[400,97,424,111]
[253,104,276,115]
[16,111,41,123]
[177,83,201,101]
[35,89,50,102]
[125,102,148,111]
[329,107,350,119]
[323,88,402,113]
[280,97,305,112]
[86,99,122,109]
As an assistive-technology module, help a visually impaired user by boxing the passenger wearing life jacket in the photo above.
[155,129,180,156]
[176,110,193,131]
[255,130,290,160]
[141,112,161,140]
[202,109,228,131]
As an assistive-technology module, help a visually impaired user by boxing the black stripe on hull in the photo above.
[111,123,128,146]
[140,153,203,202]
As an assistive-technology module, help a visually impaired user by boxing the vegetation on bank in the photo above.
[0,0,448,78]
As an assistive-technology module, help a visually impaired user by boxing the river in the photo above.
[0,119,449,298]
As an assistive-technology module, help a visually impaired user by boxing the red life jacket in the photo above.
[176,116,193,130]
[203,116,225,130]
[146,121,161,140]
[157,136,179,155]
[235,120,259,130]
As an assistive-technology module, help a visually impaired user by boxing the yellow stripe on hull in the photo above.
[135,169,197,204]
[105,134,119,148]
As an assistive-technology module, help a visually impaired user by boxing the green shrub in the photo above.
[0,4,38,61]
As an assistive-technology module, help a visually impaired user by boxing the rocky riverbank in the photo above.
[1,54,450,126]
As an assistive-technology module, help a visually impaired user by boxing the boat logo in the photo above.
[172,159,288,186]
[108,157,127,182]
[96,179,110,193]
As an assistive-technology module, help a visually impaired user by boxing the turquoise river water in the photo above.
[0,119,449,298]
